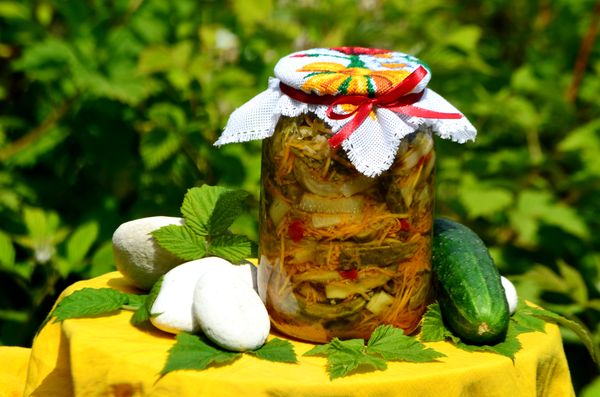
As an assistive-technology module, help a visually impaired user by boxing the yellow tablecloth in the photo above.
[0,346,30,397]
[11,272,575,397]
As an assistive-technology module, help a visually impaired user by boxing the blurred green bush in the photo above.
[0,0,598,393]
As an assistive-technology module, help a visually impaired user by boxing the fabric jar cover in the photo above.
[215,47,477,177]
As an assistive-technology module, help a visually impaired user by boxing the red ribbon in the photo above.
[279,66,463,148]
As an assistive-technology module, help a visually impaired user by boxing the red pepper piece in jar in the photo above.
[288,219,305,242]
[338,269,359,280]
[417,151,433,167]
[400,218,411,231]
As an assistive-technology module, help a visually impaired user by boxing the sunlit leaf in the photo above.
[140,129,181,170]
[231,0,273,30]
[557,261,588,305]
[89,242,116,278]
[66,222,99,264]
[459,183,513,218]
[0,231,15,268]
[0,2,29,19]
[509,190,589,246]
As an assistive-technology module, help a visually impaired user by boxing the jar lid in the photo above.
[215,47,477,177]
[274,47,431,97]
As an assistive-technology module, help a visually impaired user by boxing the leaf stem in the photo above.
[0,96,77,161]
[566,2,600,103]
[121,304,141,311]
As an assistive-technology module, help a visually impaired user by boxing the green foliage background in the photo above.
[1,0,599,394]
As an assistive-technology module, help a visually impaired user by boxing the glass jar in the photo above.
[258,113,435,343]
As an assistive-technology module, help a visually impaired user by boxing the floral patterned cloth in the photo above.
[275,47,430,97]
[215,47,477,177]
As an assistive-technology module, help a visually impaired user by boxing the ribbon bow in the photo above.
[279,66,463,148]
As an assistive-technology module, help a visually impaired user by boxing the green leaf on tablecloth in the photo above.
[129,301,149,325]
[304,325,444,380]
[419,300,595,361]
[420,303,460,344]
[304,337,385,379]
[420,302,529,359]
[152,224,207,261]
[161,332,241,375]
[123,293,147,309]
[248,338,298,363]
[52,287,129,321]
[366,324,446,362]
[303,343,330,357]
[455,327,522,360]
[130,276,163,326]
[123,292,149,325]
[327,338,387,380]
[510,301,546,334]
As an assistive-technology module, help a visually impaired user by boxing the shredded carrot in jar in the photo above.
[259,114,435,342]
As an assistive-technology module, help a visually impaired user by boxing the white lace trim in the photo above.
[215,77,476,177]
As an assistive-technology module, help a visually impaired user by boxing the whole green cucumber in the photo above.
[432,218,510,344]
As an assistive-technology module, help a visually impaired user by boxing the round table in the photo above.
[20,272,575,397]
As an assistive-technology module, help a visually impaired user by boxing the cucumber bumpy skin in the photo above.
[432,218,510,344]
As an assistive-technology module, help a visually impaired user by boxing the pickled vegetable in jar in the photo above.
[259,114,436,342]
[214,47,477,343]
